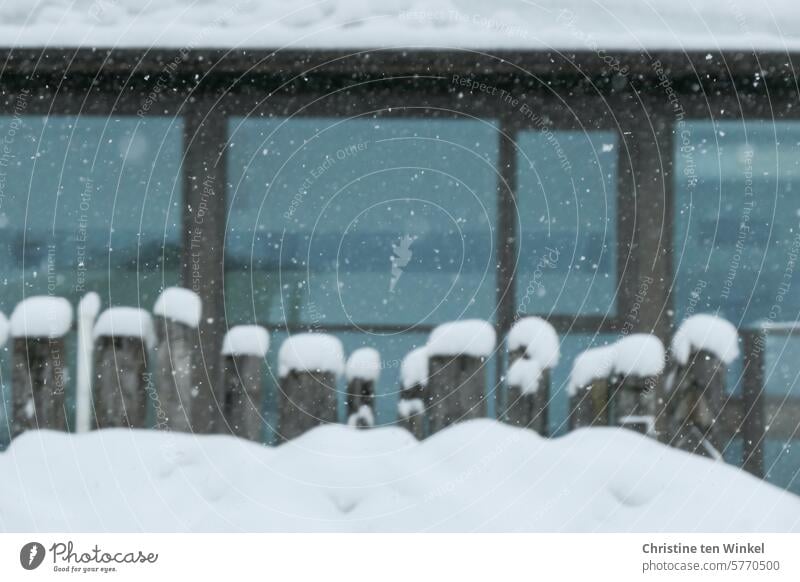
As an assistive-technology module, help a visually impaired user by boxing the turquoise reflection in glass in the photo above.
[515,131,618,316]
[674,120,800,326]
[0,115,183,441]
[225,117,499,328]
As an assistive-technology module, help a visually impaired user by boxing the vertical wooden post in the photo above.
[425,320,496,435]
[92,307,155,429]
[568,346,615,430]
[277,333,343,441]
[219,325,268,442]
[153,287,202,432]
[345,348,380,429]
[607,334,664,437]
[504,357,544,432]
[741,329,765,476]
[397,347,428,439]
[10,296,73,437]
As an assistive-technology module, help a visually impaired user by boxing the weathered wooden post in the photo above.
[667,314,739,459]
[92,307,155,429]
[426,320,496,434]
[568,345,615,429]
[152,287,201,432]
[345,347,380,428]
[397,347,428,439]
[75,292,100,433]
[608,334,665,437]
[277,333,343,441]
[504,357,544,432]
[219,325,269,442]
[505,317,559,435]
[10,296,72,436]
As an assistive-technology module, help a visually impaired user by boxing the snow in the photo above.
[221,325,269,358]
[345,347,381,382]
[93,307,157,349]
[1,420,798,532]
[2,0,800,50]
[506,358,543,395]
[10,295,73,338]
[347,405,375,428]
[507,317,560,369]
[76,292,100,434]
[397,398,425,418]
[278,333,345,378]
[568,345,616,396]
[400,347,428,388]
[153,286,202,328]
[427,320,496,358]
[671,314,740,365]
[613,334,666,378]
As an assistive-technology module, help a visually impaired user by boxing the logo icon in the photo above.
[20,542,45,570]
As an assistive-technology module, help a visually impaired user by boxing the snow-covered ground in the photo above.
[1,0,798,50]
[1,420,797,532]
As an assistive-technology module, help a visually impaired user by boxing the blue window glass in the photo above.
[225,117,499,328]
[0,115,183,441]
[515,131,618,317]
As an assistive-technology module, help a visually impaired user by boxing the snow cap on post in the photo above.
[93,307,157,349]
[11,296,73,338]
[397,398,425,418]
[508,316,560,369]
[221,325,269,358]
[78,291,101,321]
[153,286,202,328]
[278,333,344,378]
[613,334,665,378]
[0,312,8,348]
[671,314,739,365]
[346,347,381,382]
[401,347,429,388]
[507,357,543,394]
[426,319,496,358]
[568,345,616,396]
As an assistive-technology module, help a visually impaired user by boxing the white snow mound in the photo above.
[153,287,202,328]
[507,358,543,395]
[397,398,425,418]
[222,325,269,358]
[10,296,73,338]
[78,292,101,320]
[508,317,560,369]
[400,347,428,388]
[94,307,157,349]
[613,334,665,378]
[1,420,798,532]
[346,347,381,382]
[427,320,496,358]
[278,333,345,378]
[671,314,740,365]
[568,345,616,395]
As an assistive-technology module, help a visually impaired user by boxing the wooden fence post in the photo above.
[152,287,202,432]
[10,296,72,436]
[504,358,544,432]
[667,314,739,459]
[92,307,155,429]
[277,333,343,441]
[345,347,380,429]
[608,334,665,437]
[397,347,428,439]
[426,320,496,435]
[505,317,559,435]
[219,325,269,442]
[567,346,615,429]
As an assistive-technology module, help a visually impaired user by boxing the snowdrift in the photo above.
[1,420,798,532]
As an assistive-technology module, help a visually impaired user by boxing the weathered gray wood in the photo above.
[504,367,549,435]
[277,370,338,441]
[346,377,375,429]
[93,336,149,429]
[219,354,263,441]
[12,336,69,436]
[397,384,426,439]
[569,379,610,429]
[153,315,195,432]
[426,355,488,434]
[668,349,726,458]
[609,373,658,436]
